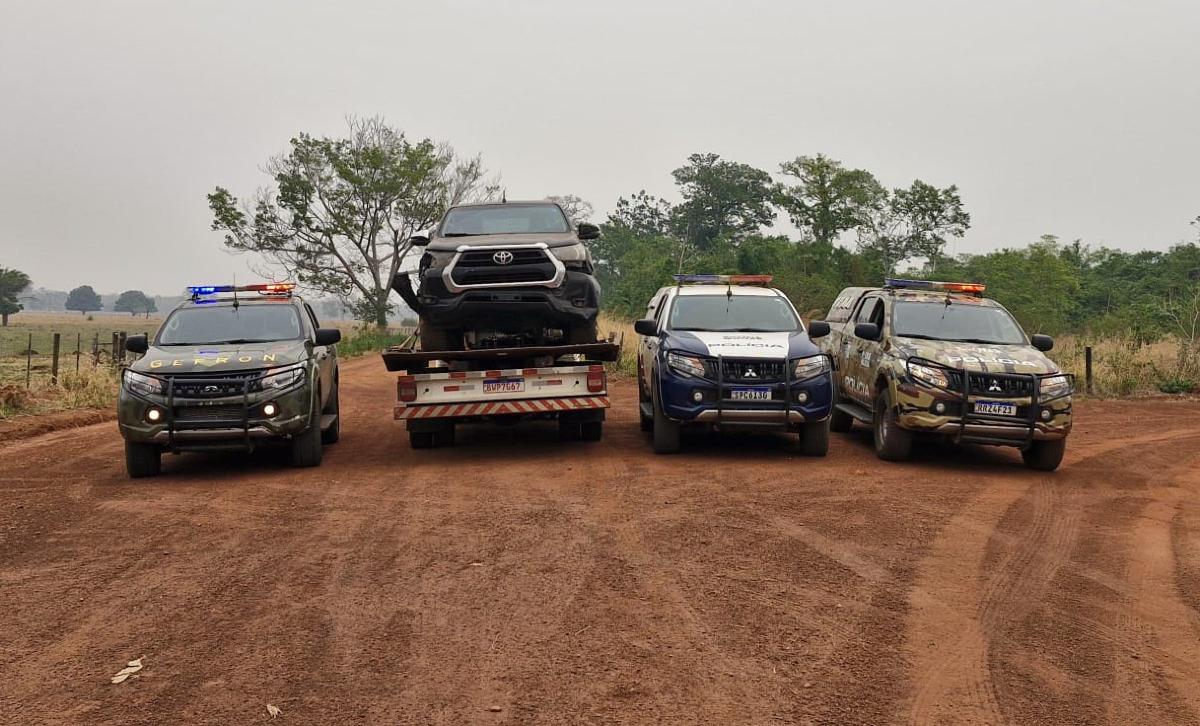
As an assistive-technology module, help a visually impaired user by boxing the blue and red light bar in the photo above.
[673,274,774,286]
[884,278,986,295]
[188,283,296,298]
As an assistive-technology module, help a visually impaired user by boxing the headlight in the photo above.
[259,366,305,391]
[123,370,165,397]
[792,355,830,380]
[1040,374,1073,400]
[550,243,589,265]
[666,351,707,378]
[909,361,951,389]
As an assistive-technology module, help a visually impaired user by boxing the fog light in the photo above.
[795,391,809,404]
[692,390,704,403]
[145,407,162,423]
[1040,408,1052,421]
[262,402,278,417]
[934,402,947,414]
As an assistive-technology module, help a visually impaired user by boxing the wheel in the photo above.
[125,441,161,478]
[580,420,603,442]
[651,379,681,454]
[799,419,830,456]
[558,419,582,441]
[419,325,461,352]
[829,403,854,433]
[638,364,653,432]
[289,413,324,467]
[1022,438,1066,471]
[433,425,455,447]
[409,430,435,449]
[321,382,340,444]
[873,392,912,461]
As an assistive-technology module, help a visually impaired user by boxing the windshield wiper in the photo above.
[169,338,275,345]
[443,232,483,237]
[944,337,1009,345]
[896,333,943,340]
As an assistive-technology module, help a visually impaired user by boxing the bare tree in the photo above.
[545,194,594,224]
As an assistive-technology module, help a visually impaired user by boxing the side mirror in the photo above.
[314,328,342,346]
[634,318,658,336]
[577,222,601,240]
[807,320,831,339]
[125,334,148,354]
[854,322,881,341]
[408,233,430,247]
[1031,334,1054,352]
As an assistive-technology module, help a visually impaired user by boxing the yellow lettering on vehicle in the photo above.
[263,353,276,362]
[171,360,183,367]
[150,360,164,369]
[238,356,252,363]
[216,357,229,364]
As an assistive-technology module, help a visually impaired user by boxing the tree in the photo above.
[776,154,886,246]
[545,194,594,224]
[114,290,157,317]
[670,153,776,249]
[608,190,675,238]
[65,285,103,316]
[857,180,970,273]
[0,267,32,326]
[209,117,497,327]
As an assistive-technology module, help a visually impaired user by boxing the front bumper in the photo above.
[118,382,312,450]
[659,370,834,427]
[893,376,1073,446]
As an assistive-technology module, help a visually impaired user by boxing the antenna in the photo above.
[232,274,239,309]
[501,189,507,204]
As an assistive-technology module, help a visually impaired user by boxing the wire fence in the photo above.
[0,330,147,387]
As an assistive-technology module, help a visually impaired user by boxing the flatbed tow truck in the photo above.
[382,338,622,448]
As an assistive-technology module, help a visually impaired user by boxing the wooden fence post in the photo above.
[51,333,61,385]
[118,332,127,365]
[25,333,33,388]
[111,333,119,366]
[75,332,81,374]
[1084,346,1093,395]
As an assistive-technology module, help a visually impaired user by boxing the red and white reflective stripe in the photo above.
[394,396,609,420]
[402,365,596,381]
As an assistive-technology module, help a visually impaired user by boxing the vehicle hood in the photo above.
[427,232,581,252]
[892,338,1059,374]
[131,341,310,375]
[665,330,820,360]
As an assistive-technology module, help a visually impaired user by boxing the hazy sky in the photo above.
[2,0,1197,294]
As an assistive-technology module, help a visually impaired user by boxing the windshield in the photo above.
[441,204,570,236]
[669,294,800,333]
[892,301,1026,345]
[157,304,304,345]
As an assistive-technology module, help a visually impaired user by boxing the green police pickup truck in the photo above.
[816,279,1074,471]
[118,284,341,477]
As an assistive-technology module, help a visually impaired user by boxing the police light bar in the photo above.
[188,283,296,298]
[673,274,774,286]
[884,278,986,295]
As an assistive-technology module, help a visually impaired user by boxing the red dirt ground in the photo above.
[2,355,1198,725]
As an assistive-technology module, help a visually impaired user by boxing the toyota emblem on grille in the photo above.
[988,379,1002,392]
[492,250,514,265]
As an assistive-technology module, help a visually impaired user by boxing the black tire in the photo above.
[409,430,435,449]
[580,420,603,442]
[419,325,461,352]
[651,379,681,454]
[321,383,340,445]
[125,441,161,478]
[799,419,830,456]
[289,413,324,467]
[829,404,854,433]
[558,419,582,442]
[638,363,653,432]
[433,425,455,448]
[1022,438,1066,471]
[566,320,599,345]
[873,392,912,462]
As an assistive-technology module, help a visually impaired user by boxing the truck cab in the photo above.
[816,279,1074,470]
[635,275,834,455]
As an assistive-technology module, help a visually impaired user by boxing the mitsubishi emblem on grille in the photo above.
[744,367,757,378]
[492,250,514,265]
[988,379,1002,392]
[204,385,219,393]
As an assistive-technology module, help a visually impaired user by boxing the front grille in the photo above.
[449,248,557,287]
[174,405,245,422]
[168,372,260,398]
[720,359,787,383]
[454,269,553,285]
[968,373,1035,398]
[459,249,549,266]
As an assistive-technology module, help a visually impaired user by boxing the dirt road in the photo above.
[3,355,1199,725]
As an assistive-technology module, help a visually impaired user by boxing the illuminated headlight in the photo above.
[909,361,951,389]
[666,351,707,378]
[1040,374,1073,400]
[259,366,305,391]
[123,370,165,397]
[792,355,830,380]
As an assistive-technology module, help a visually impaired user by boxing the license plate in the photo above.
[731,387,771,401]
[974,400,1017,416]
[483,377,525,394]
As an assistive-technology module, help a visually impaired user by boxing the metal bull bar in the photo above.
[165,375,254,451]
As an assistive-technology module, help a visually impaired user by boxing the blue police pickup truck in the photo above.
[634,275,834,454]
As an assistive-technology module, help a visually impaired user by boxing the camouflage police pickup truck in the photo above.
[118,284,341,478]
[816,279,1074,470]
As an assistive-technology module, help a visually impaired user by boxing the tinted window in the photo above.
[892,301,1026,345]
[855,298,882,325]
[157,305,304,345]
[669,295,800,333]
[441,204,570,235]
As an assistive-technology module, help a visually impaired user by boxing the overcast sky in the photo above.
[2,0,1197,294]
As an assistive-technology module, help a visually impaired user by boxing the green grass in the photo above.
[337,327,417,357]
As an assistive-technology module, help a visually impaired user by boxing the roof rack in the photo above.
[883,278,985,296]
[673,274,774,286]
